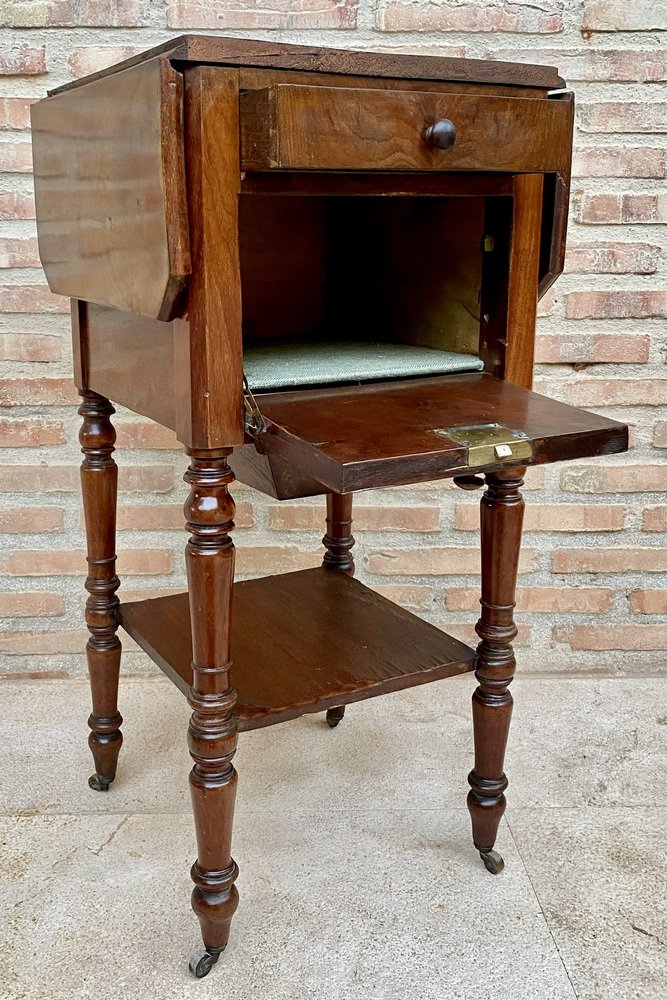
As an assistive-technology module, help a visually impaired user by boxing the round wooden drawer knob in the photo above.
[424,119,457,150]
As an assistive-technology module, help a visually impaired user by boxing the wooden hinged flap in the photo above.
[248,373,627,494]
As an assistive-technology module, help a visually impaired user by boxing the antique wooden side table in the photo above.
[31,37,628,978]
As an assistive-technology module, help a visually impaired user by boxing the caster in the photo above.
[88,774,113,792]
[479,849,504,875]
[326,706,345,728]
[188,945,224,979]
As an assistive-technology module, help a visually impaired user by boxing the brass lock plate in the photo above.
[437,423,533,469]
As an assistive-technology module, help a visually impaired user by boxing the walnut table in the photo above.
[31,36,628,978]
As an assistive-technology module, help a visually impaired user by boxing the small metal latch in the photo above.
[437,423,533,469]
[243,374,264,435]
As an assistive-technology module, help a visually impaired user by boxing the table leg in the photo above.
[322,493,355,728]
[467,468,525,874]
[79,390,122,792]
[184,448,239,978]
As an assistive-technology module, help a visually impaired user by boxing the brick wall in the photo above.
[0,1,665,677]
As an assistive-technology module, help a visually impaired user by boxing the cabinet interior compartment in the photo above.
[239,193,491,393]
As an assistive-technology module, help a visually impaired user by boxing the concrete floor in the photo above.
[0,674,665,1000]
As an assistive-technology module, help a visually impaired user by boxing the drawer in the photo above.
[240,84,573,173]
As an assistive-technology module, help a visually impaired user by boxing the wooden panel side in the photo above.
[177,66,244,448]
[538,93,574,299]
[504,174,544,389]
[240,85,573,173]
[85,303,177,429]
[31,58,190,321]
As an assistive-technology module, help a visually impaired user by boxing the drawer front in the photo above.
[240,84,573,173]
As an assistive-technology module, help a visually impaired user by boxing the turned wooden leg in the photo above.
[79,390,123,793]
[467,468,525,874]
[322,493,355,728]
[184,448,239,978]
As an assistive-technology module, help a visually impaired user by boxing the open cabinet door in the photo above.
[230,373,628,498]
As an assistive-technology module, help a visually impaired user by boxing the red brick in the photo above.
[0,418,65,447]
[629,590,667,615]
[573,147,666,178]
[0,631,89,655]
[1,1,146,27]
[0,334,60,362]
[535,334,649,364]
[554,379,667,408]
[561,465,667,494]
[582,2,667,32]
[370,584,434,611]
[565,291,667,320]
[167,0,357,30]
[0,45,46,75]
[456,503,624,532]
[0,507,64,532]
[0,284,68,313]
[441,623,531,647]
[0,548,172,576]
[0,630,142,656]
[377,2,562,33]
[0,192,35,220]
[268,504,439,532]
[522,468,545,490]
[579,103,667,133]
[116,500,253,530]
[446,586,614,614]
[0,237,40,267]
[0,143,32,173]
[573,193,667,225]
[116,587,185,603]
[0,592,64,617]
[553,548,667,574]
[236,547,321,575]
[554,624,667,651]
[486,47,667,82]
[67,45,140,77]
[0,98,34,130]
[643,507,667,532]
[653,422,667,448]
[0,465,173,493]
[0,378,78,406]
[564,242,660,275]
[537,287,555,317]
[367,547,536,575]
[114,422,181,450]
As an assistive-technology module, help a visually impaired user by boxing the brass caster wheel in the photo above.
[189,945,224,979]
[88,774,113,792]
[479,849,504,875]
[326,706,345,728]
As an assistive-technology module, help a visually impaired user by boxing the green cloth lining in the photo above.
[244,341,484,391]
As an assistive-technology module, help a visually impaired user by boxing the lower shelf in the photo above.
[118,567,475,731]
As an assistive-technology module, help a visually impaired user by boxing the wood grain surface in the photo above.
[174,66,244,448]
[32,58,190,321]
[250,373,628,493]
[48,34,564,96]
[240,85,573,173]
[119,567,475,730]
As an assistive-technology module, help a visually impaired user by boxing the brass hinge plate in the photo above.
[437,423,533,469]
[243,374,264,435]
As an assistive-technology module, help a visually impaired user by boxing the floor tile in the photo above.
[508,808,667,1000]
[2,676,665,818]
[0,810,575,1000]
